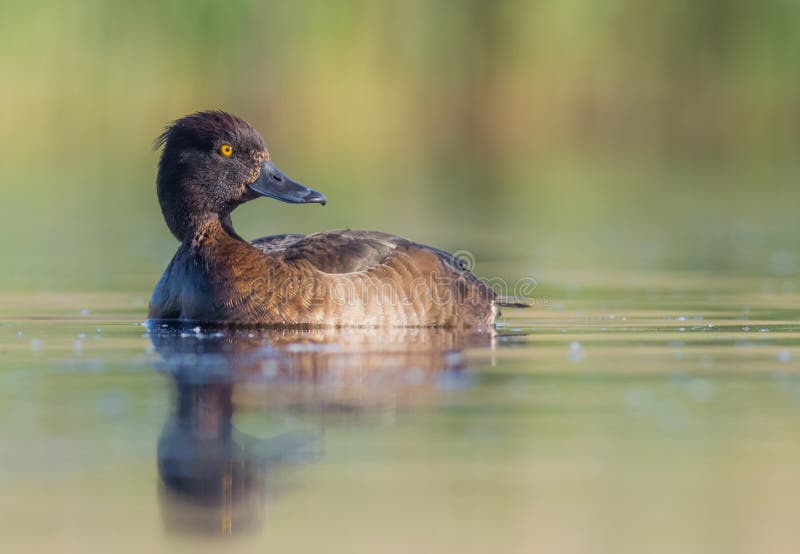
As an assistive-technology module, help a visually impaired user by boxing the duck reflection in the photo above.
[149,324,492,535]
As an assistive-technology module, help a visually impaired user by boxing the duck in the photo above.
[148,110,520,329]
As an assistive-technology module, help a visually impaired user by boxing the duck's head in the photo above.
[155,110,325,240]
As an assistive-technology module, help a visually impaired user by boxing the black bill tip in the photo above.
[249,161,327,205]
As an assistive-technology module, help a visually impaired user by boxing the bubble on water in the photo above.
[77,333,87,339]
[436,370,475,391]
[771,251,797,276]
[80,309,89,316]
[742,326,750,332]
[677,316,687,321]
[444,352,462,368]
[656,408,690,431]
[778,350,791,363]
[678,327,686,332]
[260,359,278,378]
[17,331,23,338]
[759,328,769,333]
[568,341,586,363]
[404,367,426,385]
[687,378,715,402]
[95,392,129,419]
[96,328,102,334]
[625,387,653,410]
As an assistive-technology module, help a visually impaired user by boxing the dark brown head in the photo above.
[155,111,325,241]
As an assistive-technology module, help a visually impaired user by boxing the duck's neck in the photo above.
[182,213,244,248]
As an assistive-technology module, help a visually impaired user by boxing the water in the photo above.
[2,271,800,553]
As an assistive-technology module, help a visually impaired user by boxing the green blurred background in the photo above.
[1,0,799,292]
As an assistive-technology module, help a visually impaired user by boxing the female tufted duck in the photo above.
[148,111,518,329]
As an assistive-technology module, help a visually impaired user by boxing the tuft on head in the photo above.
[153,110,263,153]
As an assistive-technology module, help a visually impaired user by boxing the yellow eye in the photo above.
[220,144,233,157]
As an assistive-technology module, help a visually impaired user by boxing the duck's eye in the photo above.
[220,144,233,157]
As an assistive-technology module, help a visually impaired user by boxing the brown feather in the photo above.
[150,223,497,329]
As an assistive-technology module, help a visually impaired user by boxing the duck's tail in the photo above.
[495,295,535,308]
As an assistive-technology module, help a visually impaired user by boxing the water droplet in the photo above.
[568,341,586,363]
[404,367,426,385]
[687,378,715,402]
[770,251,796,276]
[625,387,653,410]
[260,360,278,378]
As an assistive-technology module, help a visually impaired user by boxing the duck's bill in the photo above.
[249,161,326,205]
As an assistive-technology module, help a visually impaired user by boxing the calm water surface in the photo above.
[2,270,800,553]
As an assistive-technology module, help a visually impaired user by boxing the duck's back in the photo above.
[252,230,400,273]
[251,229,498,328]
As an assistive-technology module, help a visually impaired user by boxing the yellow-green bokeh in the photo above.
[2,0,799,291]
